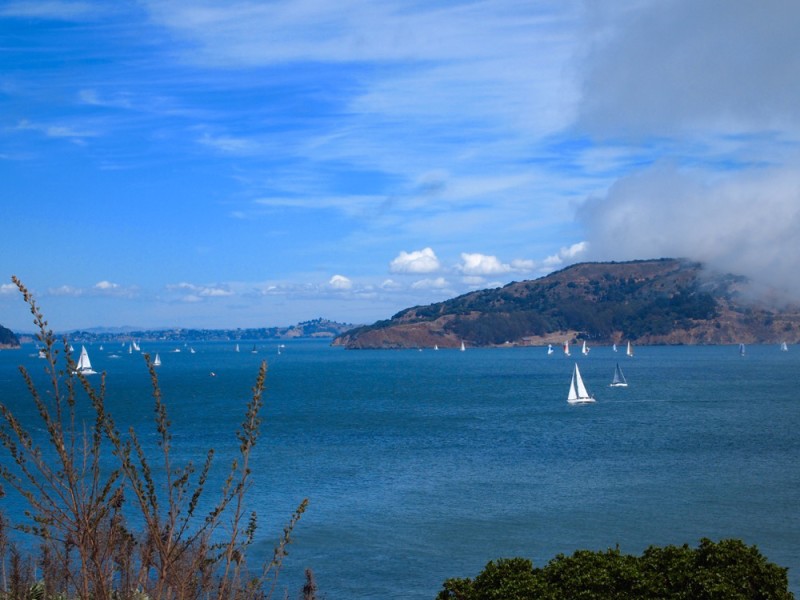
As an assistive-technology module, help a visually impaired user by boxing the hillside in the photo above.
[0,324,20,349]
[334,258,800,349]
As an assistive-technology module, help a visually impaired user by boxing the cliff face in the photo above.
[0,324,20,349]
[334,258,800,349]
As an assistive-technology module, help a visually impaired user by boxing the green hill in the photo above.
[334,258,800,349]
[0,324,20,349]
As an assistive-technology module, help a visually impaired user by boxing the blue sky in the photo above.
[2,0,799,331]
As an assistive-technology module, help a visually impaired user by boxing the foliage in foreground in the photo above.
[437,538,794,600]
[0,277,309,600]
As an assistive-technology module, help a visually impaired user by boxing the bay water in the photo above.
[1,341,798,598]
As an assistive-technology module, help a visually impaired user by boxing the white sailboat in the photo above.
[567,363,595,404]
[460,341,466,352]
[612,343,618,352]
[153,353,161,367]
[235,343,240,352]
[581,340,590,355]
[781,341,788,352]
[610,363,628,387]
[434,344,439,351]
[563,340,570,356]
[75,345,97,375]
[132,341,141,352]
[739,343,746,356]
[128,344,133,354]
[626,341,634,357]
[547,344,554,355]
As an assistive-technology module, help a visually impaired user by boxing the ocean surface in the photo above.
[1,340,799,598]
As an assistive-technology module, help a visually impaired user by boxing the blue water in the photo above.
[2,341,799,598]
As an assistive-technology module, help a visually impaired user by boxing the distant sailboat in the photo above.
[128,344,133,354]
[69,344,75,352]
[251,345,257,354]
[434,344,439,351]
[612,343,618,352]
[189,347,196,354]
[581,340,590,355]
[460,341,466,352]
[781,341,788,352]
[610,363,628,387]
[626,341,634,357]
[567,363,595,404]
[75,345,96,375]
[37,347,46,359]
[235,344,240,352]
[563,340,570,357]
[547,344,554,355]
[739,343,746,356]
[132,341,141,352]
[153,353,161,367]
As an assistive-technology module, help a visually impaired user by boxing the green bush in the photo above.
[437,539,794,600]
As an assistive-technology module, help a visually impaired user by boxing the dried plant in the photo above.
[0,277,309,599]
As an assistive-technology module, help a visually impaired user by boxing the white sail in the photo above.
[460,341,466,351]
[781,341,788,351]
[76,345,96,375]
[235,344,240,352]
[133,341,141,352]
[434,344,439,351]
[582,340,589,355]
[128,344,133,354]
[547,344,554,355]
[626,341,634,357]
[567,363,594,404]
[739,343,746,356]
[564,340,570,356]
[610,363,628,387]
[613,343,618,352]
[153,353,161,366]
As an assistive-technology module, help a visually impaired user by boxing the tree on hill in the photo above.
[437,538,794,599]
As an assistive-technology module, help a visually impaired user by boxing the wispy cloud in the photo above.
[0,1,99,20]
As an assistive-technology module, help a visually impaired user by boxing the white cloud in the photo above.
[167,282,234,299]
[541,241,588,270]
[197,132,261,155]
[381,279,402,290]
[411,277,449,290]
[458,252,511,276]
[48,285,83,297]
[94,280,119,290]
[329,275,353,290]
[0,283,17,296]
[390,247,441,274]
[16,119,98,140]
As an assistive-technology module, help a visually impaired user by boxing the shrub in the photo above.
[0,277,308,600]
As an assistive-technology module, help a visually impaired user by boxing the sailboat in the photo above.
[581,340,590,355]
[153,353,161,367]
[460,341,466,352]
[563,340,570,356]
[132,341,141,352]
[781,341,788,352]
[235,343,240,352]
[547,344,554,355]
[610,363,628,387]
[251,345,258,354]
[626,341,634,357]
[128,344,133,354]
[612,343,618,352]
[434,344,439,351]
[739,343,746,356]
[567,363,595,404]
[75,345,97,375]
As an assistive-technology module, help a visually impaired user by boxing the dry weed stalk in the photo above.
[0,277,309,599]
